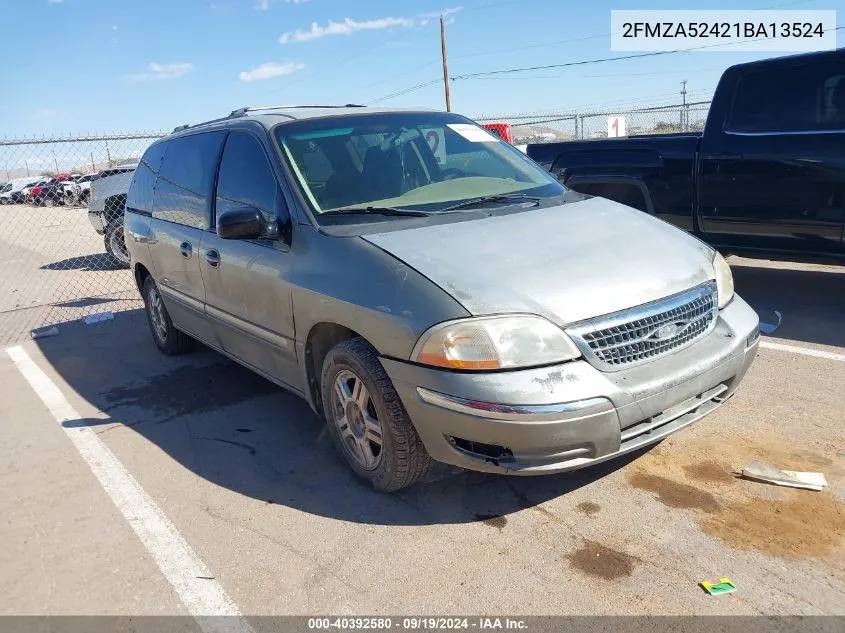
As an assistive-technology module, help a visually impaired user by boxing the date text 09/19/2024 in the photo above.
[307,618,529,630]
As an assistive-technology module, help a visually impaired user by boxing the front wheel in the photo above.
[320,338,431,492]
[142,276,192,355]
[105,222,130,268]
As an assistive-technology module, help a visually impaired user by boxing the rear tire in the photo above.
[105,222,130,268]
[320,338,431,492]
[142,276,192,355]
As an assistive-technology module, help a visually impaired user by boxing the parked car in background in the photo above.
[124,105,759,492]
[87,160,139,265]
[72,173,94,204]
[1,176,44,204]
[526,48,845,263]
[33,178,75,207]
[21,179,50,204]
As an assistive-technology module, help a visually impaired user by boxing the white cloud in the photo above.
[111,25,118,30]
[47,0,64,4]
[257,0,309,9]
[280,16,414,43]
[128,62,194,82]
[419,7,463,26]
[239,61,305,81]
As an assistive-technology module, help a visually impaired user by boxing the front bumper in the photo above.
[381,295,759,475]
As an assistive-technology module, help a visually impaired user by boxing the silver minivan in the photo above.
[125,106,760,492]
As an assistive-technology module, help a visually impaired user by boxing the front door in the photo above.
[698,57,845,258]
[200,130,301,392]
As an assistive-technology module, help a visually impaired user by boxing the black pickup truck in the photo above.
[527,49,845,262]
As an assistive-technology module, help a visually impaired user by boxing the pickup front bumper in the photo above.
[381,296,759,475]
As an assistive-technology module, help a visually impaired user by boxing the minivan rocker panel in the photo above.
[126,106,759,492]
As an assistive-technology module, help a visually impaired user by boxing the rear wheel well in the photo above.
[104,193,127,225]
[134,263,151,294]
[305,323,362,412]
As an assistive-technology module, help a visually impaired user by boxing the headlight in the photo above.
[412,315,581,370]
[713,252,734,309]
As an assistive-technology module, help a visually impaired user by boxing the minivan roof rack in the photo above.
[171,104,366,133]
[228,104,366,117]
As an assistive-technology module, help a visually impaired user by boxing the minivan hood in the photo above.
[363,197,716,325]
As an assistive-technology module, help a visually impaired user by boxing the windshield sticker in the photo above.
[447,124,498,143]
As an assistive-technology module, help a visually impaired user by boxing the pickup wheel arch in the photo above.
[563,175,656,216]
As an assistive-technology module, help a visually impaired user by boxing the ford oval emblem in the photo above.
[650,322,685,342]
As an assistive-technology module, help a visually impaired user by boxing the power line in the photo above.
[450,26,845,80]
[367,79,442,105]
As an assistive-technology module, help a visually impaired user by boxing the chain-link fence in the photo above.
[0,133,164,344]
[477,101,711,144]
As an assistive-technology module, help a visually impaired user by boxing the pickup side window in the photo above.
[726,60,845,134]
[152,131,225,229]
[214,131,290,239]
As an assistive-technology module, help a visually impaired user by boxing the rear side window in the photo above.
[215,132,289,234]
[127,141,167,215]
[726,59,845,133]
[152,131,225,229]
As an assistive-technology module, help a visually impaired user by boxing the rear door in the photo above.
[698,56,845,257]
[147,131,225,344]
[200,130,300,391]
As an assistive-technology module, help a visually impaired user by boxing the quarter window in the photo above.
[152,131,225,229]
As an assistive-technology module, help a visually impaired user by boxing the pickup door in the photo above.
[698,55,845,258]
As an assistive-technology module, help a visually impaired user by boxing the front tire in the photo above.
[105,221,130,268]
[320,338,431,492]
[142,276,192,355]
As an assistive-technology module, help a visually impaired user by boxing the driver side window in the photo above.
[215,132,289,236]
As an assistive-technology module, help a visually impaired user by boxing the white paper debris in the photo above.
[81,311,115,325]
[741,460,827,491]
[447,123,498,143]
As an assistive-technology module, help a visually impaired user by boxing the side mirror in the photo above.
[217,206,262,240]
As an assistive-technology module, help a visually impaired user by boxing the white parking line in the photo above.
[5,345,254,633]
[760,340,845,363]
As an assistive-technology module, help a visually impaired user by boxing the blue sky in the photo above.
[1,0,841,136]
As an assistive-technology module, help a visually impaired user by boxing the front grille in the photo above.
[567,282,718,371]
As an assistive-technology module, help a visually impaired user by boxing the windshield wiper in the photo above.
[439,193,541,213]
[321,206,430,218]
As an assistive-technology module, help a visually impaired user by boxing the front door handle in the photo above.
[179,242,192,259]
[205,249,221,268]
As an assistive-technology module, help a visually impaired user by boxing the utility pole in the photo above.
[440,15,451,112]
[52,151,59,174]
[25,160,30,176]
[680,79,688,132]
[105,139,112,164]
[91,152,96,173]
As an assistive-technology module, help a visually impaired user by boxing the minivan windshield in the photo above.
[275,112,565,219]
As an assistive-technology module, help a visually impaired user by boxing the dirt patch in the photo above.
[700,488,845,559]
[628,472,721,513]
[576,502,601,516]
[475,513,507,530]
[627,433,845,559]
[683,460,736,484]
[567,540,636,580]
